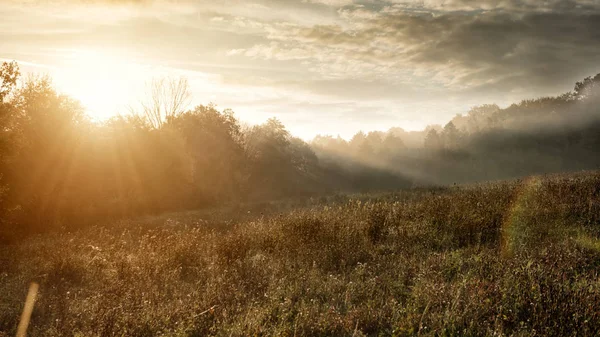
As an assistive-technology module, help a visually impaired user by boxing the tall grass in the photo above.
[1,171,600,336]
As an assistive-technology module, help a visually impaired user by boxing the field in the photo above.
[2,171,600,336]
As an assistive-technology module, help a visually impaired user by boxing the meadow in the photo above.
[1,171,600,336]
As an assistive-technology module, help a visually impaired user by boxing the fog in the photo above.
[1,61,599,237]
[313,73,600,185]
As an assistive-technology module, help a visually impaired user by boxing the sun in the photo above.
[52,49,148,121]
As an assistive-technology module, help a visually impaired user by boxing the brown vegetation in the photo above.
[1,171,600,336]
[1,60,600,335]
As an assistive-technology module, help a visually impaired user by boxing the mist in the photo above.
[1,60,600,238]
[313,73,600,186]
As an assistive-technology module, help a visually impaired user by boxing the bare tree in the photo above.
[137,76,191,129]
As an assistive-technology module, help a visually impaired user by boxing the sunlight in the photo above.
[52,49,148,121]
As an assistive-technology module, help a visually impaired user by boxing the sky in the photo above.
[1,0,600,139]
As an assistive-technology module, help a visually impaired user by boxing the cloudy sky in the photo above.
[1,0,600,139]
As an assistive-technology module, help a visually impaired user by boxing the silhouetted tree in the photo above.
[135,76,191,129]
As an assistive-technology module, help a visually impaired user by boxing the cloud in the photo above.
[389,0,600,13]
[302,0,354,6]
[229,3,600,100]
[4,0,600,137]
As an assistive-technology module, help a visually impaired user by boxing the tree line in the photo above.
[1,60,599,237]
[0,62,409,238]
[312,74,600,185]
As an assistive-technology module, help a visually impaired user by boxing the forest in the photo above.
[1,60,599,239]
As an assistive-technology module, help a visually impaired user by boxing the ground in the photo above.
[2,171,600,336]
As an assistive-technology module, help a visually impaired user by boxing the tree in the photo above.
[167,104,245,201]
[0,61,20,103]
[574,73,600,101]
[311,135,348,154]
[0,61,21,152]
[244,118,291,180]
[381,134,405,155]
[350,131,371,157]
[4,75,89,228]
[136,76,191,129]
[463,104,500,133]
[424,129,441,149]
[243,117,321,197]
[442,121,461,149]
[365,131,384,155]
[289,136,318,174]
[0,61,20,220]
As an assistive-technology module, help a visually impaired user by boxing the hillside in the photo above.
[2,171,600,336]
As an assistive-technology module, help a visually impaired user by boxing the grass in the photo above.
[1,171,600,336]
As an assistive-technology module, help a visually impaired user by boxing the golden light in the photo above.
[52,49,148,121]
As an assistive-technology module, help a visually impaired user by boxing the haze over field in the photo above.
[2,0,600,138]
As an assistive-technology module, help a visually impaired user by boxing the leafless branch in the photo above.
[137,76,191,129]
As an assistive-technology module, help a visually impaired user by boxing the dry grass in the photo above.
[1,171,600,336]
